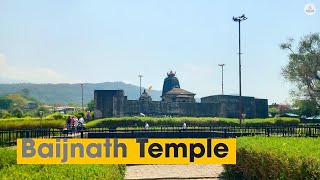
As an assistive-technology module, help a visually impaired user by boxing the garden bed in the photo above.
[224,137,320,179]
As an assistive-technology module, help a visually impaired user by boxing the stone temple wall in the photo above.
[94,90,268,118]
[124,100,220,117]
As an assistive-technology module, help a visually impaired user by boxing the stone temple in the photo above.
[94,71,268,118]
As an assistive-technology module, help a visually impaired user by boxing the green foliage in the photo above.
[73,110,86,118]
[293,99,320,117]
[0,110,12,118]
[86,99,94,111]
[0,113,69,130]
[0,97,13,109]
[0,120,64,130]
[0,148,126,179]
[268,107,280,117]
[0,148,16,170]
[85,117,300,128]
[10,108,23,118]
[281,32,320,108]
[5,94,28,107]
[224,137,320,179]
[44,112,68,120]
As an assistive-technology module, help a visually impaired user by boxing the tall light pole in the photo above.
[233,14,247,124]
[138,75,143,97]
[218,64,225,95]
[81,83,84,110]
[39,111,43,129]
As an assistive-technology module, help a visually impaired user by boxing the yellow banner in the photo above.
[17,138,236,164]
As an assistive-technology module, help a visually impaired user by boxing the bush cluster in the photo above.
[0,113,68,130]
[224,137,320,179]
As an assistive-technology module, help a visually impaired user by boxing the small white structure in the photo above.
[182,122,187,130]
[145,123,149,130]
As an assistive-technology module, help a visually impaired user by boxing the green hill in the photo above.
[0,82,162,105]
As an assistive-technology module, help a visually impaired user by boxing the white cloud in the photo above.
[0,53,68,83]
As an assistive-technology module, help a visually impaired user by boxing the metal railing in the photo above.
[1,125,319,146]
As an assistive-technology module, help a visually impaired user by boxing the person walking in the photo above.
[66,116,71,130]
[74,117,79,133]
[71,116,74,127]
[79,116,85,125]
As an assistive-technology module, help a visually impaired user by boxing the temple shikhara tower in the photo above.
[94,70,268,118]
[161,71,195,103]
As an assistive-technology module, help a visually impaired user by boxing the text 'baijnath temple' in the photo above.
[94,71,268,118]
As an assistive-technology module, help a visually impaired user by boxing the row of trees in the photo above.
[0,92,95,118]
[0,93,38,118]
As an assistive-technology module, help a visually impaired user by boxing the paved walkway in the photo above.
[125,164,225,180]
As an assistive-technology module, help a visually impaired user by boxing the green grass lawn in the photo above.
[0,148,126,180]
[224,137,320,179]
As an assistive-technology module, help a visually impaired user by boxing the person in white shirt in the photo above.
[74,118,79,132]
[79,116,85,125]
[182,122,187,130]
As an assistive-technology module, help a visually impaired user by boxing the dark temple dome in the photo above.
[162,71,180,96]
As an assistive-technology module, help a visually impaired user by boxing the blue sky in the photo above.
[0,0,319,104]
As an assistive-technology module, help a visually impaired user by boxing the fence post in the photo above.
[309,127,312,137]
[81,131,84,138]
[9,132,11,144]
[224,129,227,138]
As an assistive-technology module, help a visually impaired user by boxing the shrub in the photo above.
[0,148,16,170]
[44,112,67,120]
[10,108,23,118]
[0,110,12,118]
[224,137,320,179]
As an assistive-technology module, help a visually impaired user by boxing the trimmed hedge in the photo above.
[0,113,68,130]
[85,117,300,128]
[224,137,320,179]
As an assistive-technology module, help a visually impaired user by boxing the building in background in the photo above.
[94,71,268,118]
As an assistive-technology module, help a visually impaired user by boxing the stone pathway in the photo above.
[125,164,225,180]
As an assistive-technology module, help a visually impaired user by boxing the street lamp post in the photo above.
[81,83,84,110]
[39,111,43,129]
[233,14,247,125]
[39,110,43,138]
[138,75,143,97]
[218,64,225,95]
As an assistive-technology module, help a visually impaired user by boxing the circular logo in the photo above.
[304,3,316,15]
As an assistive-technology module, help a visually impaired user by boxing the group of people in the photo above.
[66,116,85,132]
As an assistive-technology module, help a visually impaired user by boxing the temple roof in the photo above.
[162,71,180,96]
[164,88,195,96]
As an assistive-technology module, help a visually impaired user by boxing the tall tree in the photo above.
[0,97,13,109]
[5,94,28,107]
[86,99,94,111]
[280,33,320,108]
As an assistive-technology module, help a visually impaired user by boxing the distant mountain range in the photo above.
[0,82,162,105]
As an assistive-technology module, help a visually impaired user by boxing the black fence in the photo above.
[0,128,68,146]
[1,125,320,146]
